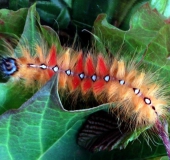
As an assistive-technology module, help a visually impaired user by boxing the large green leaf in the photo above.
[93,3,170,78]
[0,74,106,160]
[0,75,167,160]
[0,76,165,160]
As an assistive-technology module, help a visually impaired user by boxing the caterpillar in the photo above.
[0,39,170,157]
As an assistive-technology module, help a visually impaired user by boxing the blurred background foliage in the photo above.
[1,0,169,47]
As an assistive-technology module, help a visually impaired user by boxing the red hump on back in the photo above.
[48,45,57,66]
[47,45,57,77]
[72,53,84,90]
[85,55,95,76]
[96,55,109,76]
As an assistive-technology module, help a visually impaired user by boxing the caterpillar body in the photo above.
[0,41,169,155]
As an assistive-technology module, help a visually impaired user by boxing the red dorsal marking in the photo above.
[47,45,57,78]
[72,77,81,90]
[93,56,109,95]
[85,55,95,75]
[48,69,55,78]
[96,55,109,76]
[93,80,105,95]
[48,45,57,66]
[81,55,95,93]
[82,79,92,94]
[74,53,84,73]
[72,53,84,90]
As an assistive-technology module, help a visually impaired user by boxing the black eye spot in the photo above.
[152,106,155,110]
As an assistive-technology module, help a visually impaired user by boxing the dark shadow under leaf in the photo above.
[78,110,131,152]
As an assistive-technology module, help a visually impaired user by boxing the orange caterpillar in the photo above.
[1,40,170,156]
[0,42,168,129]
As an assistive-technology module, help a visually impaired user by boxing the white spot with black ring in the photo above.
[144,97,151,105]
[79,73,85,80]
[104,75,110,82]
[91,75,97,82]
[53,66,59,72]
[119,80,125,85]
[133,88,140,95]
[66,69,71,76]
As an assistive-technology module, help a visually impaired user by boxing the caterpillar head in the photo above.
[0,57,18,76]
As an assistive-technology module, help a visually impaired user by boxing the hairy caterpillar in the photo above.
[0,39,170,157]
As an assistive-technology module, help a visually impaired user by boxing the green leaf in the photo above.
[150,0,170,17]
[0,74,167,160]
[17,3,62,54]
[0,8,27,37]
[36,1,70,29]
[9,0,30,10]
[93,3,170,78]
[16,3,42,56]
[0,74,108,160]
[0,82,33,115]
